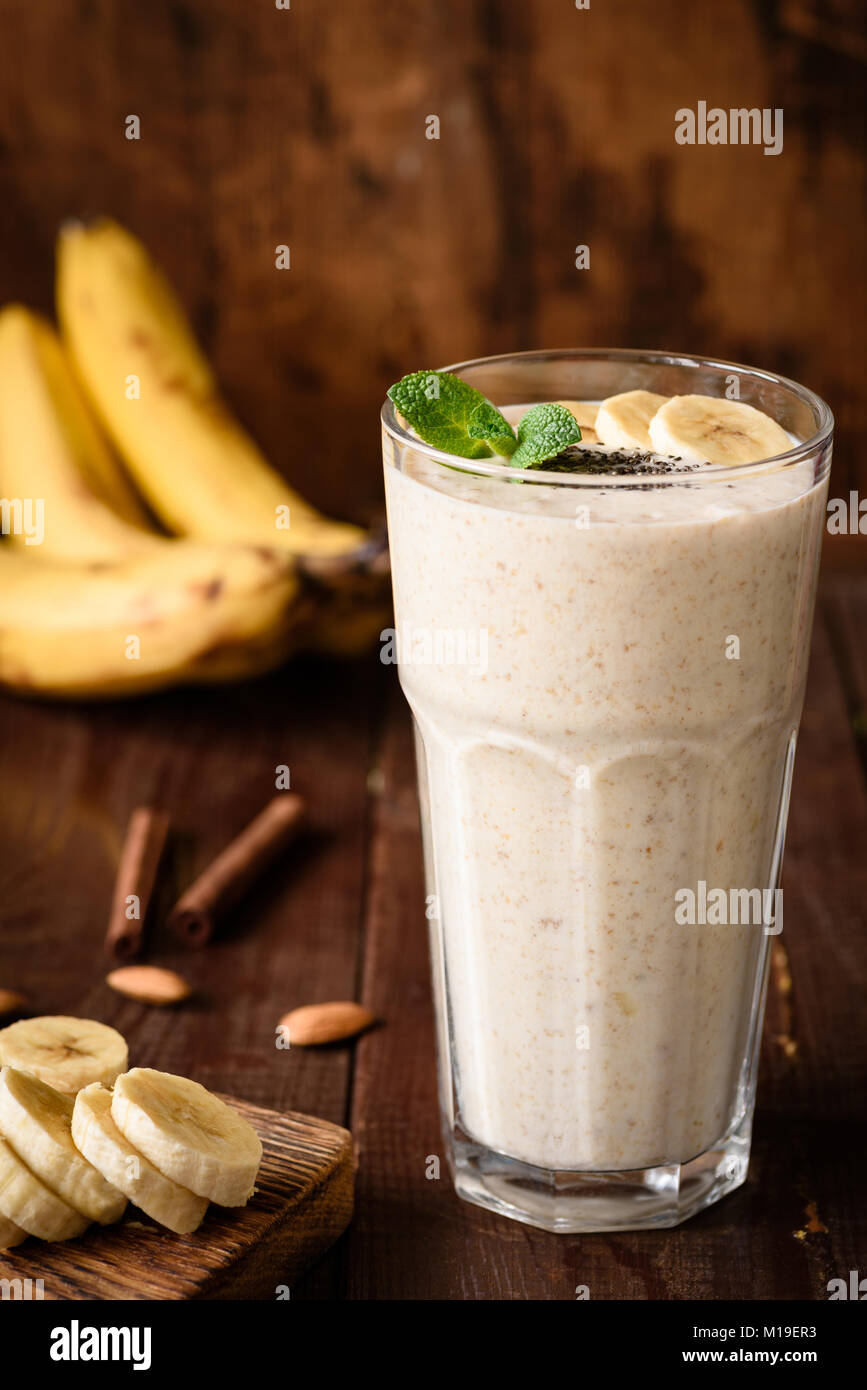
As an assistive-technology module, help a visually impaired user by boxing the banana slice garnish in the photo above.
[595,390,669,449]
[648,394,792,465]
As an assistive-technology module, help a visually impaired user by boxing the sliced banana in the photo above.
[112,1069,262,1207]
[595,390,669,449]
[648,395,792,465]
[0,1133,90,1242]
[0,1212,28,1249]
[0,1016,128,1094]
[73,1083,208,1235]
[0,1067,126,1225]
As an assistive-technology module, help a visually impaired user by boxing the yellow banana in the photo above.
[0,304,309,695]
[0,542,299,698]
[56,219,366,561]
[0,306,160,562]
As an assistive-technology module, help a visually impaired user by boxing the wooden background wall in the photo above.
[0,0,863,524]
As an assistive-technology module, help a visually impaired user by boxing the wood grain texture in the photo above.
[0,0,862,517]
[822,573,867,773]
[0,657,380,1128]
[0,1098,353,1300]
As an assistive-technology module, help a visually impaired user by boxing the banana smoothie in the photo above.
[382,354,832,1229]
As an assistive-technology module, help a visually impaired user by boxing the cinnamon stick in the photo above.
[105,807,171,961]
[168,794,306,947]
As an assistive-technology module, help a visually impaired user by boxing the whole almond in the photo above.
[0,989,28,1018]
[278,1001,376,1047]
[106,965,192,1006]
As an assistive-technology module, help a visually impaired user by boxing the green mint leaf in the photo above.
[467,401,518,457]
[510,402,582,469]
[387,371,496,459]
[388,371,518,459]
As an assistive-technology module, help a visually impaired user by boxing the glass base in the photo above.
[449,1122,751,1233]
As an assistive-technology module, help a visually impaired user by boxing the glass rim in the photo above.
[380,347,834,487]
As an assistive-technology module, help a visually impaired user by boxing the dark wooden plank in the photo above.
[760,600,867,1289]
[822,534,867,573]
[0,1098,353,1300]
[329,675,447,1300]
[821,572,867,775]
[338,582,867,1299]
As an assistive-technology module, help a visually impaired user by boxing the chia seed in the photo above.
[535,446,699,476]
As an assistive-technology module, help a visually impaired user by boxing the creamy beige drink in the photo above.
[382,352,832,1230]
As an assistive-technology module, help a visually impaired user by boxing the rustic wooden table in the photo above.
[1,567,864,1301]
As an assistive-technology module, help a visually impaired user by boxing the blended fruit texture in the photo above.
[384,418,826,1172]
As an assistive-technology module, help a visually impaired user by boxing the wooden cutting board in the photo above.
[0,1097,353,1300]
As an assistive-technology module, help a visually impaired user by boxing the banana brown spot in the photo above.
[187,578,224,602]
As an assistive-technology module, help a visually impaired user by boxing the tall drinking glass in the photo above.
[382,349,832,1232]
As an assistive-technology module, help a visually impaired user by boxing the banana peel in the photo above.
[0,543,302,699]
[56,218,369,563]
[0,219,391,701]
[0,305,161,561]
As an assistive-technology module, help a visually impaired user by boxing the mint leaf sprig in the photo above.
[466,400,518,457]
[510,402,582,468]
[388,371,516,459]
[387,370,581,467]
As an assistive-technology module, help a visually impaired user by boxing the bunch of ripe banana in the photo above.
[0,220,389,698]
[0,1015,261,1244]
